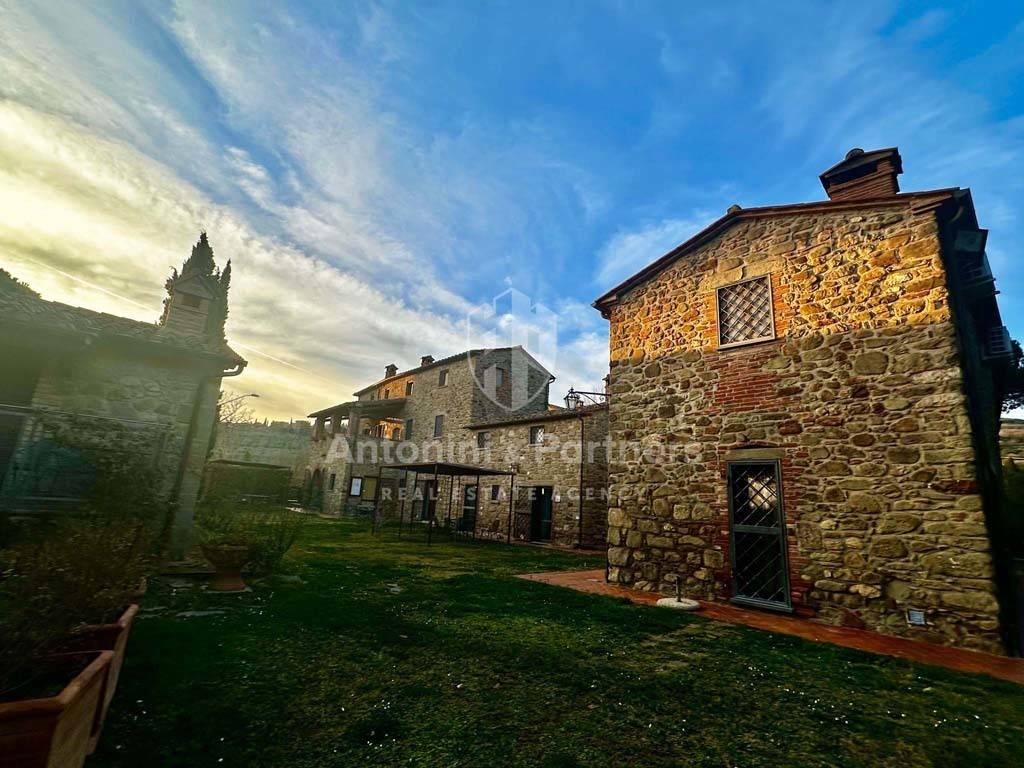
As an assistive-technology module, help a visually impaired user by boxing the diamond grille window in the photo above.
[731,465,780,528]
[717,276,774,347]
[728,462,790,609]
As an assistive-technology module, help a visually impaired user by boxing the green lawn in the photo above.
[92,518,1024,767]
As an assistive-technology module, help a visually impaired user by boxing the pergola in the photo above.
[375,461,516,544]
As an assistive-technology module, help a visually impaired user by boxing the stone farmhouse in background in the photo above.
[594,148,1018,655]
[305,347,609,548]
[0,234,246,555]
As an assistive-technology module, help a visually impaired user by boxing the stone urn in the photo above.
[200,544,252,592]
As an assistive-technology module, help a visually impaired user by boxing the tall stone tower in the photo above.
[159,232,231,338]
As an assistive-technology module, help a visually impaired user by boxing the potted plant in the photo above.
[0,430,165,761]
[246,504,304,576]
[197,502,256,592]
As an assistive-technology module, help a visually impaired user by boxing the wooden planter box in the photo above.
[63,604,140,753]
[0,650,112,768]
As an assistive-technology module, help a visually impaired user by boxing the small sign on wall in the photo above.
[554,493,561,503]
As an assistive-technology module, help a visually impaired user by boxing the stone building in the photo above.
[594,148,1018,654]
[304,348,609,549]
[0,234,246,555]
[306,347,553,516]
[466,403,608,549]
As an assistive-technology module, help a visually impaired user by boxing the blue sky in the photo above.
[1,1,1022,418]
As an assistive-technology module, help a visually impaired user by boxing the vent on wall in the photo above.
[906,608,927,626]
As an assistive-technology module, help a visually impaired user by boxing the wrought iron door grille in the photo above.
[728,461,791,610]
[717,276,774,347]
[731,465,780,527]
[733,532,788,604]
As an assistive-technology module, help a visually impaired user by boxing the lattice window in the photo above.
[717,276,774,347]
[730,464,780,528]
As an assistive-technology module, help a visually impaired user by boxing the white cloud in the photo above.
[0,0,610,420]
[595,214,712,289]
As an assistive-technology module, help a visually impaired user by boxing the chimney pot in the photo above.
[420,355,435,366]
[385,363,398,378]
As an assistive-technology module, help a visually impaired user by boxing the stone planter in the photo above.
[0,650,113,768]
[201,544,252,592]
[63,604,140,754]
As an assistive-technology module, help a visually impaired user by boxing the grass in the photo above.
[93,517,1024,767]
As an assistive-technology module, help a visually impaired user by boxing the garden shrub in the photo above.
[248,506,304,574]
[0,440,165,696]
[196,494,303,574]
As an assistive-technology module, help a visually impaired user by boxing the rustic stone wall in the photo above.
[605,204,1004,653]
[19,348,212,497]
[1000,419,1024,464]
[467,406,608,548]
[4,344,225,553]
[209,420,312,484]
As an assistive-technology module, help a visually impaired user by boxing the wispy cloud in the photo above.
[0,0,613,417]
[2,0,1023,420]
[595,214,712,289]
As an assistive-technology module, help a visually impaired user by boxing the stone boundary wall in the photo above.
[209,421,311,485]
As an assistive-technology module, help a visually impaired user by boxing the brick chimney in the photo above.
[420,355,434,366]
[385,363,398,378]
[820,147,903,201]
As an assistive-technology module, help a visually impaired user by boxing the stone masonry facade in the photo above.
[305,348,609,549]
[1,234,246,556]
[467,404,608,549]
[597,151,1013,654]
[306,347,553,518]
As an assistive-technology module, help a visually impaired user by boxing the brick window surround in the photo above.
[716,275,775,348]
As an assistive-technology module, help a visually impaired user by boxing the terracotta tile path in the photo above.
[517,568,1024,685]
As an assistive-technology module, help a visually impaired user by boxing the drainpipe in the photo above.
[168,359,246,558]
